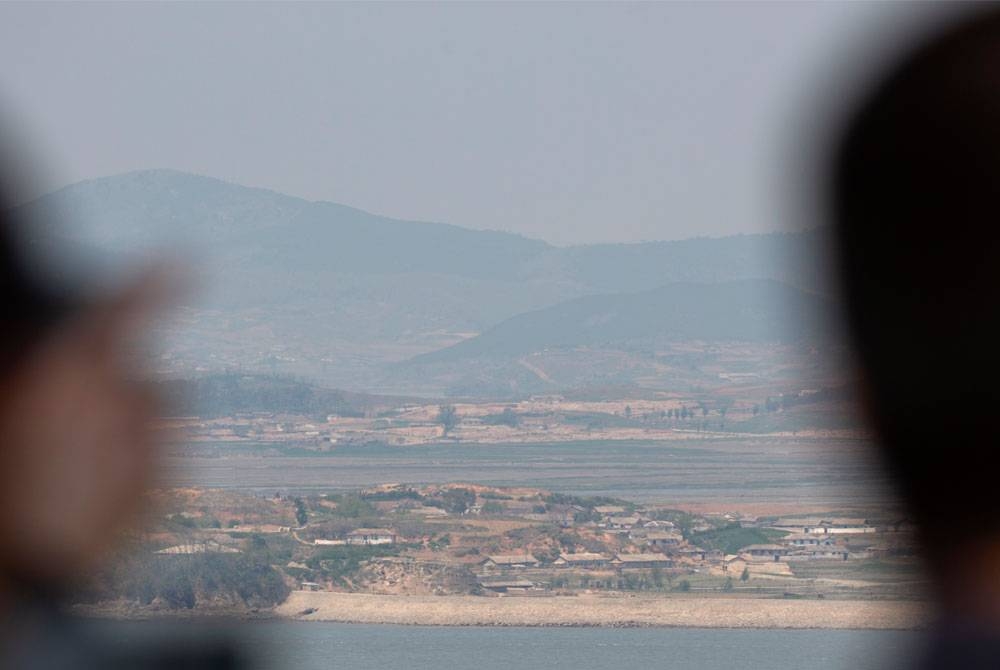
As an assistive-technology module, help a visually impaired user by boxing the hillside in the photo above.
[154,373,416,419]
[10,169,833,393]
[412,280,830,364]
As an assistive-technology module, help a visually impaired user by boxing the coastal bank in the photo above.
[277,591,928,630]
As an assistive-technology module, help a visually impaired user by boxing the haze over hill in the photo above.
[415,280,830,364]
[11,170,834,396]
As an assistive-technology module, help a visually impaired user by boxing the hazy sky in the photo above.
[0,2,931,245]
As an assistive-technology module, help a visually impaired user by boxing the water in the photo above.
[166,437,893,507]
[96,621,923,670]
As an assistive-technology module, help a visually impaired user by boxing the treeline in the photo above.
[542,492,633,510]
[80,545,289,610]
[154,373,366,418]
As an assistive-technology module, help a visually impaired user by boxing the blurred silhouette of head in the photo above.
[832,7,1000,583]
[0,188,163,597]
[1,168,241,667]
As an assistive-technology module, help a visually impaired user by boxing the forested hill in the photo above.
[412,280,830,364]
[11,170,833,392]
[154,373,411,418]
[15,169,827,304]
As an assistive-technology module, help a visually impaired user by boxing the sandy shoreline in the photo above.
[276,591,928,630]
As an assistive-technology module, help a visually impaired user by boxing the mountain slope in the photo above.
[16,169,548,278]
[9,169,832,391]
[411,279,830,364]
[154,372,416,418]
[17,169,825,293]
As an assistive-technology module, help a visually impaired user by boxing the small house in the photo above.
[345,528,397,546]
[740,544,791,562]
[607,515,641,530]
[552,552,611,569]
[644,530,683,548]
[771,517,875,535]
[481,554,539,571]
[643,520,676,529]
[787,546,850,561]
[782,533,836,548]
[478,579,537,594]
[674,547,722,563]
[823,518,877,534]
[612,553,674,569]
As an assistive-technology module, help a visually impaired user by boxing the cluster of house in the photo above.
[770,517,877,536]
[477,551,678,593]
[282,506,911,595]
[480,516,888,581]
[306,514,895,585]
[592,506,690,537]
[731,517,885,566]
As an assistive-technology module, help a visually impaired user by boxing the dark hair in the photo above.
[832,9,1000,560]
[0,190,71,374]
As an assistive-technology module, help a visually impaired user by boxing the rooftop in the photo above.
[740,544,787,552]
[614,553,672,563]
[479,580,536,589]
[557,552,609,562]
[485,554,539,565]
[608,516,641,525]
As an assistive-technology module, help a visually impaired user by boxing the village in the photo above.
[120,481,923,615]
[159,382,862,454]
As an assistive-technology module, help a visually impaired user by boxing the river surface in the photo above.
[164,437,894,507]
[98,621,923,670]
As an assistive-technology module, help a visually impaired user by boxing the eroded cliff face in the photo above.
[355,558,478,596]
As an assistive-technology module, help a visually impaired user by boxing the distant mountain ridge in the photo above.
[17,168,825,290]
[10,169,833,393]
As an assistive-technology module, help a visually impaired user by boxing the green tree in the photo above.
[498,407,520,427]
[438,405,459,434]
[293,497,308,527]
[441,488,475,514]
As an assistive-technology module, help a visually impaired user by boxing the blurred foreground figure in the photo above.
[832,8,1000,668]
[0,195,241,666]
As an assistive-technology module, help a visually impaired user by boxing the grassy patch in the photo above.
[689,524,788,554]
